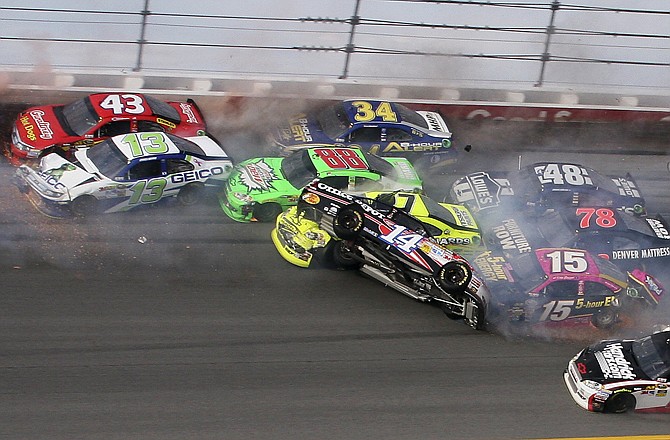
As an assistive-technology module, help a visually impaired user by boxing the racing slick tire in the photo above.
[333,205,364,240]
[436,261,472,294]
[591,307,618,329]
[253,202,283,223]
[177,183,204,206]
[329,240,361,270]
[70,195,99,216]
[604,392,636,413]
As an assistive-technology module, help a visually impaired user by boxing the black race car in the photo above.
[449,162,645,217]
[280,179,492,330]
[564,330,670,413]
[479,206,670,292]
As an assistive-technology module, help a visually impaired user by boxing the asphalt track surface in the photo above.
[2,97,670,440]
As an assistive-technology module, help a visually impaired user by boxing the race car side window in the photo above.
[543,280,579,298]
[352,177,383,192]
[128,159,163,180]
[320,175,349,190]
[348,127,381,143]
[166,158,194,174]
[385,128,412,142]
[98,121,132,138]
[137,120,166,132]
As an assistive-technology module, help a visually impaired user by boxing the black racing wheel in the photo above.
[333,205,364,240]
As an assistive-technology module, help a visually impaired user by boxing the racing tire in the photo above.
[177,183,204,206]
[333,205,364,240]
[604,392,636,414]
[436,261,472,294]
[253,202,283,223]
[591,307,618,329]
[329,240,361,270]
[70,195,99,217]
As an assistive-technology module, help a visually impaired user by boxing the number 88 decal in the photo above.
[314,148,368,170]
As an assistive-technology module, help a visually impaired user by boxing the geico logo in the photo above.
[37,172,66,190]
[316,182,354,201]
[170,167,224,183]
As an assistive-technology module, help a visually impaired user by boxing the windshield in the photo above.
[395,103,427,128]
[62,97,99,136]
[632,332,670,380]
[281,150,317,189]
[362,151,394,177]
[536,212,577,247]
[421,196,458,224]
[507,252,547,292]
[145,95,181,121]
[85,140,128,177]
[316,102,351,139]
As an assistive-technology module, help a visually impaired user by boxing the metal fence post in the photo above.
[134,0,151,72]
[339,0,361,80]
[535,0,560,87]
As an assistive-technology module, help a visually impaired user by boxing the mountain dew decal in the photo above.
[239,159,278,192]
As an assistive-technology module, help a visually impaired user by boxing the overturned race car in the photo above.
[271,179,491,330]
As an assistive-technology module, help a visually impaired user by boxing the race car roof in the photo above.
[86,93,181,121]
[110,132,185,160]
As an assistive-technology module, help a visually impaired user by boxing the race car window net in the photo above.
[144,95,181,121]
[316,102,350,139]
[62,97,99,136]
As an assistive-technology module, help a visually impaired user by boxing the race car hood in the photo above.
[225,157,297,200]
[450,171,510,211]
[36,153,96,190]
[271,113,331,147]
[573,339,647,384]
[13,104,74,150]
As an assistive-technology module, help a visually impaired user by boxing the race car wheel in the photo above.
[333,205,364,240]
[70,195,99,216]
[253,202,282,222]
[605,392,636,413]
[436,261,472,293]
[330,240,361,270]
[177,183,204,206]
[591,308,618,329]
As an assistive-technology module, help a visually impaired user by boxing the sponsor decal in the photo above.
[179,103,199,123]
[302,193,320,205]
[382,142,442,153]
[239,160,278,192]
[473,251,510,281]
[156,117,177,129]
[20,115,38,142]
[612,249,639,260]
[491,218,532,253]
[29,110,53,140]
[170,167,224,184]
[613,177,641,198]
[289,115,312,143]
[465,172,500,209]
[641,247,670,258]
[646,218,670,239]
[435,237,472,246]
[38,163,77,190]
[594,342,636,380]
[452,205,475,228]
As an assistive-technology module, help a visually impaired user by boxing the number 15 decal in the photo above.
[545,249,588,273]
